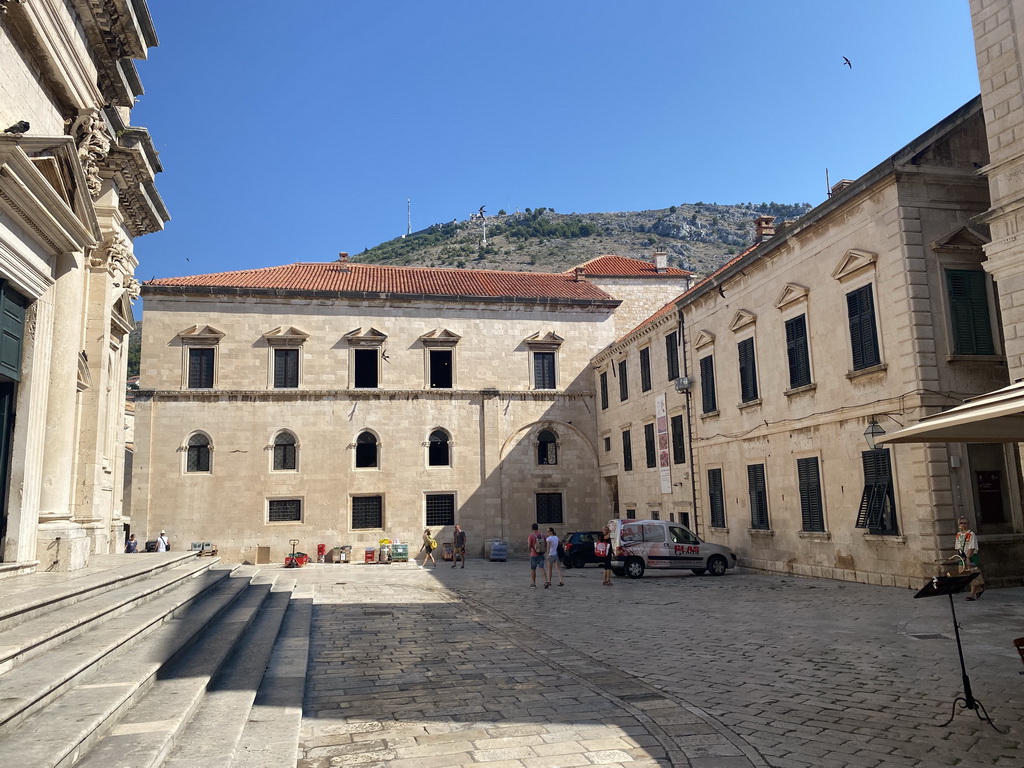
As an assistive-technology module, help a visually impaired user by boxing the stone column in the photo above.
[36,251,90,571]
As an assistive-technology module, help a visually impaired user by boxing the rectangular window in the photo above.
[429,349,453,388]
[947,269,995,355]
[748,463,769,530]
[738,338,758,402]
[665,331,680,381]
[847,285,881,370]
[622,429,633,472]
[640,347,652,392]
[670,414,685,464]
[618,359,629,401]
[797,457,824,532]
[785,314,811,389]
[352,495,383,529]
[533,351,555,389]
[856,449,898,534]
[700,354,717,413]
[353,348,379,388]
[536,492,563,524]
[268,499,301,523]
[626,509,636,520]
[644,423,656,468]
[425,493,455,527]
[274,348,299,388]
[707,468,725,528]
[600,371,609,410]
[188,348,214,389]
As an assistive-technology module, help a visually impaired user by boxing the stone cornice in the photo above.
[104,130,168,236]
[70,0,158,106]
[0,136,98,254]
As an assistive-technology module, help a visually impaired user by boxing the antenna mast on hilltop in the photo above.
[407,199,412,236]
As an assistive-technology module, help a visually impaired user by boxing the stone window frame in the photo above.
[831,249,886,377]
[536,426,559,466]
[421,329,461,390]
[351,494,384,530]
[775,284,815,394]
[425,427,453,468]
[263,326,309,390]
[344,327,388,389]
[267,496,303,524]
[353,429,382,470]
[269,428,300,473]
[177,325,224,390]
[182,431,213,475]
[730,310,760,407]
[525,331,563,391]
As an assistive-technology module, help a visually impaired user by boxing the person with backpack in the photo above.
[417,528,437,569]
[157,531,169,552]
[528,523,547,588]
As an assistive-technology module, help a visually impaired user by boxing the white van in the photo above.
[608,519,737,579]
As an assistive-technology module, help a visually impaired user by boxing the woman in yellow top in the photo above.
[417,528,437,569]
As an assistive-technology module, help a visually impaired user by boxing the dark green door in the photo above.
[0,281,27,560]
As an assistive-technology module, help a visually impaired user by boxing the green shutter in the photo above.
[947,270,994,355]
[0,282,27,383]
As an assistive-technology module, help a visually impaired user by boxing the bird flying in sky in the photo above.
[843,56,852,69]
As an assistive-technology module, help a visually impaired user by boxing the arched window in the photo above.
[355,431,378,468]
[273,431,297,470]
[186,433,211,473]
[428,429,450,466]
[538,429,558,466]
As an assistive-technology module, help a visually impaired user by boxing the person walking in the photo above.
[452,524,467,568]
[544,527,564,588]
[418,528,437,569]
[597,525,613,585]
[156,531,169,552]
[124,534,138,553]
[955,517,985,600]
[528,523,547,588]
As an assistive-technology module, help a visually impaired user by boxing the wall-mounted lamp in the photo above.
[674,375,693,393]
[864,418,885,450]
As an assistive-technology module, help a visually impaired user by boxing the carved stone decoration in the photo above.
[90,232,133,272]
[72,109,112,199]
[0,0,25,15]
[123,276,141,300]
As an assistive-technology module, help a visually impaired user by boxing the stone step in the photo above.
[0,552,202,633]
[229,581,314,767]
[0,564,236,737]
[0,558,221,676]
[160,578,297,768]
[72,572,281,768]
[0,567,256,768]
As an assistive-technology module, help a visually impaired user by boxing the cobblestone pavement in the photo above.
[295,560,1024,768]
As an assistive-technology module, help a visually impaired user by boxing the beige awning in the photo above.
[878,381,1024,444]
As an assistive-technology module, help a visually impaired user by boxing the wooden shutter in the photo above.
[947,270,994,355]
[700,355,717,413]
[0,283,27,382]
[665,332,680,381]
[785,315,811,388]
[640,347,652,392]
[707,468,725,528]
[847,286,880,370]
[856,449,894,530]
[747,464,769,529]
[798,457,823,532]
[738,338,758,401]
[670,414,685,464]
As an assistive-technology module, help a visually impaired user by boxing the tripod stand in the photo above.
[913,574,1005,732]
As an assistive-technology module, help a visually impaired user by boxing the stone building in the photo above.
[596,96,1024,588]
[132,256,691,563]
[0,0,167,573]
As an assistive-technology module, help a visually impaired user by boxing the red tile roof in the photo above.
[144,262,618,302]
[569,255,691,277]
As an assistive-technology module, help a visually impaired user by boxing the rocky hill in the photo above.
[354,201,812,277]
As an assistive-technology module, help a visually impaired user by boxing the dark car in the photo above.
[560,531,603,568]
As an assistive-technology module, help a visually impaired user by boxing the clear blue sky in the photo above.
[133,0,980,284]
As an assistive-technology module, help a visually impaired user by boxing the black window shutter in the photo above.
[847,286,880,370]
[700,355,717,413]
[786,315,810,388]
[739,338,758,401]
[947,270,994,355]
[748,463,768,529]
[798,457,823,532]
[707,468,725,528]
[665,332,680,381]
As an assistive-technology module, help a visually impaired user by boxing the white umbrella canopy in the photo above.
[878,381,1024,444]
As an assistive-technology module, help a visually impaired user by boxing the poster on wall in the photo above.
[656,394,672,494]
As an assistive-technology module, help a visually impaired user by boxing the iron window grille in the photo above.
[536,492,563,524]
[352,495,383,529]
[273,432,297,470]
[186,433,211,472]
[274,348,299,388]
[268,498,301,523]
[425,493,455,527]
[188,348,214,389]
[533,351,556,389]
[537,428,558,465]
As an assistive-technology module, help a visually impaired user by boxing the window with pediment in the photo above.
[525,331,562,390]
[178,325,224,389]
[264,327,308,389]
[421,329,461,389]
[344,327,387,389]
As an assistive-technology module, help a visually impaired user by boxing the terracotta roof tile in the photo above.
[144,262,617,302]
[569,254,691,277]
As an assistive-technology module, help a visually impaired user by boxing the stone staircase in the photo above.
[0,553,311,767]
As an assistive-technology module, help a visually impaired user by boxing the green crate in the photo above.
[391,544,409,562]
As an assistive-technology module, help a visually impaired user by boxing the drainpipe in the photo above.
[679,310,699,539]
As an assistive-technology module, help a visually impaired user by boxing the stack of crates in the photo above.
[391,543,409,562]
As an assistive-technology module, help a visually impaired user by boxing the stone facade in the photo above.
[132,259,691,564]
[0,1,167,572]
[596,98,1024,589]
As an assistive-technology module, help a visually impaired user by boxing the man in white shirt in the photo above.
[157,531,169,552]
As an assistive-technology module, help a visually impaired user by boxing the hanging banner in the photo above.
[656,394,672,494]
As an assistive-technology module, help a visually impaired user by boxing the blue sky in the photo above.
[133,1,980,284]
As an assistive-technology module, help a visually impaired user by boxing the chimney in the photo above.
[754,215,776,242]
[573,266,586,282]
[337,252,350,272]
[653,252,669,272]
[830,179,854,197]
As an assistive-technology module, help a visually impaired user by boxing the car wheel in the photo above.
[571,554,586,569]
[624,558,645,579]
[612,568,626,577]
[690,568,706,576]
[708,555,728,576]
[561,558,572,569]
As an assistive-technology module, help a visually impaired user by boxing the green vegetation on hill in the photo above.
[356,201,812,278]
